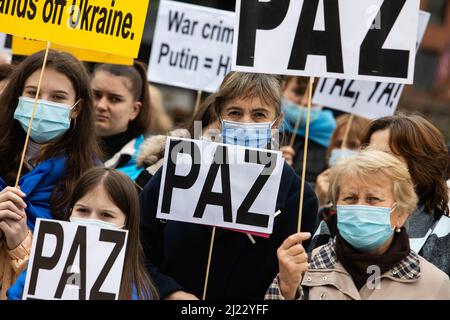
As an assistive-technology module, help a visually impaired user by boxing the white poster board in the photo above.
[148,1,234,92]
[23,219,128,300]
[0,32,11,63]
[157,138,283,235]
[312,11,430,119]
[233,0,420,84]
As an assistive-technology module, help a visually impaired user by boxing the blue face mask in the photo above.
[221,119,275,149]
[328,148,358,168]
[281,98,322,127]
[13,96,74,144]
[337,205,394,252]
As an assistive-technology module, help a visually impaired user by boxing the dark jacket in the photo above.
[290,136,327,189]
[140,162,318,299]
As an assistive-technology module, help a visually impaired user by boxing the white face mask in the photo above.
[70,217,124,230]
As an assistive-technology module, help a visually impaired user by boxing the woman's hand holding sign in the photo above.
[0,187,29,250]
[277,232,311,300]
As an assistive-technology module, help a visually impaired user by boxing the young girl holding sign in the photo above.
[140,72,319,300]
[0,50,101,299]
[8,167,158,300]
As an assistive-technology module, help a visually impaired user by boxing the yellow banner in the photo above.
[12,36,133,65]
[0,0,149,58]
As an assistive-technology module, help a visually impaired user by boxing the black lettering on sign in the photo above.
[389,84,403,108]
[367,82,382,102]
[28,221,64,296]
[236,150,277,228]
[236,0,290,66]
[288,0,343,73]
[359,0,409,78]
[161,140,201,214]
[194,145,232,223]
[329,79,346,96]
[90,229,126,300]
[318,78,329,93]
[377,83,397,107]
[343,80,356,99]
[55,225,87,300]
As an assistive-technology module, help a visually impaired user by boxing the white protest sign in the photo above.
[0,32,11,63]
[23,219,128,300]
[233,0,420,84]
[0,33,6,50]
[157,137,283,235]
[148,1,234,92]
[312,11,430,119]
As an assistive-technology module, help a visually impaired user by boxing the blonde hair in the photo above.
[329,149,418,214]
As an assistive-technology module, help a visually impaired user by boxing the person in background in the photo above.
[315,114,370,219]
[0,63,14,96]
[446,143,450,208]
[267,150,450,300]
[309,114,450,276]
[8,167,159,300]
[363,114,450,275]
[140,72,318,300]
[280,76,336,187]
[91,62,173,190]
[148,84,173,132]
[0,50,101,298]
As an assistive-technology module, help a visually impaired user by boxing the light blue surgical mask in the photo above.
[281,98,322,127]
[337,205,395,252]
[221,119,275,149]
[70,217,124,230]
[328,148,358,168]
[13,96,75,143]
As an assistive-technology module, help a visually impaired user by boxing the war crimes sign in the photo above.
[157,138,283,235]
[148,1,234,92]
[313,11,430,119]
[233,0,420,84]
[0,0,149,57]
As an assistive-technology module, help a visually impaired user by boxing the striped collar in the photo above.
[310,238,421,280]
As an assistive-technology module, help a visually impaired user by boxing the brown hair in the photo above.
[93,61,167,136]
[188,93,219,137]
[66,167,158,300]
[326,114,371,160]
[0,63,14,81]
[0,50,101,219]
[362,114,449,218]
[282,76,318,96]
[212,72,282,118]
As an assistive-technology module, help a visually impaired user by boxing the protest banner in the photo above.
[313,11,430,119]
[0,0,149,186]
[0,32,11,62]
[12,36,133,65]
[148,0,234,92]
[157,137,283,299]
[157,137,283,235]
[0,0,149,58]
[0,32,9,52]
[233,0,420,84]
[23,219,128,300]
